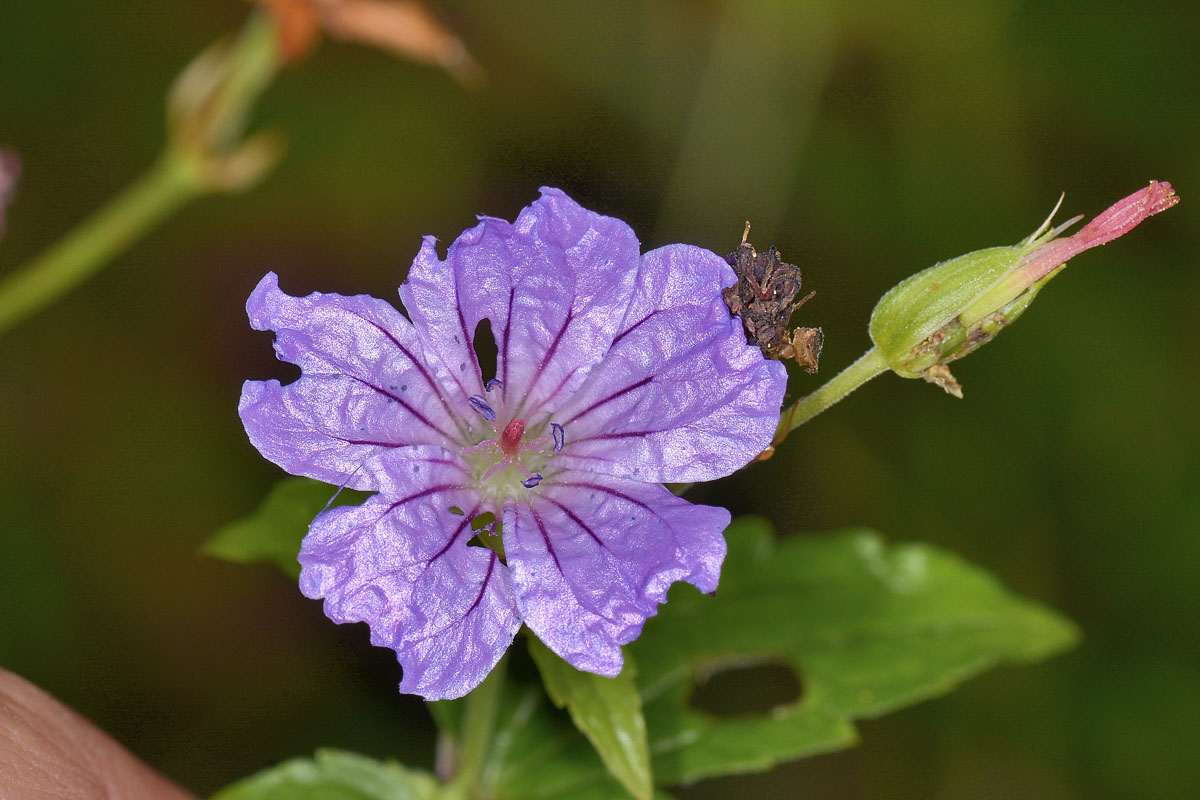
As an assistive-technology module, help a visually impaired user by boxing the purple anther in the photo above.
[468,394,496,421]
[551,422,565,452]
[485,379,503,392]
[521,473,543,489]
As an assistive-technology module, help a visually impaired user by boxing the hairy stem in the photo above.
[770,346,889,449]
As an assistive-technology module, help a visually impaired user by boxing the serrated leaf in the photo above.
[208,749,440,800]
[632,517,1079,785]
[527,636,652,800]
[205,477,369,578]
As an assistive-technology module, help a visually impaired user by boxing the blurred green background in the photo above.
[1,1,1196,797]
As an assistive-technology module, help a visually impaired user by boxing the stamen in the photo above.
[522,473,543,488]
[468,394,496,421]
[551,422,565,452]
[485,378,503,392]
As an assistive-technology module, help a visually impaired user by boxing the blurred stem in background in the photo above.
[0,1,480,337]
[0,152,201,335]
[0,12,283,336]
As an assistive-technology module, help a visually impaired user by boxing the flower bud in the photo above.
[868,182,1178,393]
[167,11,284,192]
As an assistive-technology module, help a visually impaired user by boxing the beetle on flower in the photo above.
[240,189,787,699]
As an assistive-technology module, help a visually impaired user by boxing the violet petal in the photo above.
[404,189,643,420]
[298,446,520,700]
[503,475,728,675]
[397,237,488,411]
[240,273,467,490]
[553,244,786,482]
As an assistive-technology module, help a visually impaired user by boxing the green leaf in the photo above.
[632,517,1079,785]
[527,636,653,800]
[204,477,369,578]
[486,682,674,800]
[208,749,440,800]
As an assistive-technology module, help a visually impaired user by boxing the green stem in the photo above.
[0,150,201,335]
[444,656,508,800]
[771,346,889,448]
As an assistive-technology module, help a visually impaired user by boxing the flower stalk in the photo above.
[0,152,200,335]
[0,12,282,336]
[443,655,507,800]
[766,346,889,454]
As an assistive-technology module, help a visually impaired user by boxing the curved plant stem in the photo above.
[0,151,200,335]
[770,346,889,449]
[444,656,508,800]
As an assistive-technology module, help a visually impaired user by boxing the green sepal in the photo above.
[868,245,1023,376]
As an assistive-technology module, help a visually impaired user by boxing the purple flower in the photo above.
[240,189,786,699]
[0,148,20,241]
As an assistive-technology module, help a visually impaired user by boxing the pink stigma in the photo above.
[500,418,526,455]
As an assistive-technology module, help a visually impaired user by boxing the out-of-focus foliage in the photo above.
[205,477,369,579]
[1,1,1195,798]
[210,749,439,800]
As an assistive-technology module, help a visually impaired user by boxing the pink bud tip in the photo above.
[1021,181,1179,284]
[1075,180,1179,247]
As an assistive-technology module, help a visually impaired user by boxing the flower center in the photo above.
[462,385,566,497]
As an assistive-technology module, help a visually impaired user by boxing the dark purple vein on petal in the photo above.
[566,430,660,445]
[427,504,480,564]
[465,552,498,616]
[458,305,482,382]
[529,504,564,576]
[356,315,470,441]
[501,287,514,395]
[347,376,458,441]
[515,308,575,415]
[536,496,607,549]
[382,483,464,515]
[395,549,503,648]
[520,366,582,422]
[528,499,622,627]
[329,436,405,448]
[560,375,653,427]
[543,481,652,511]
[610,309,664,348]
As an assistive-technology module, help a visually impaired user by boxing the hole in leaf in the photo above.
[473,319,498,384]
[686,656,803,718]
